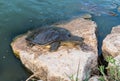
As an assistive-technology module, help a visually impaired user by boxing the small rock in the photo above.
[118,6,120,12]
[37,80,43,81]
[2,56,6,59]
[81,14,92,19]
[88,76,100,81]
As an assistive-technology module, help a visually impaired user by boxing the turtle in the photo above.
[26,26,84,52]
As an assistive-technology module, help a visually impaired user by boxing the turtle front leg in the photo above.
[50,42,60,52]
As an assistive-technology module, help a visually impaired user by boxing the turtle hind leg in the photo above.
[27,41,35,47]
[50,42,60,52]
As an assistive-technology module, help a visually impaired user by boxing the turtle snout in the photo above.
[80,37,84,41]
[76,37,84,42]
[68,36,84,42]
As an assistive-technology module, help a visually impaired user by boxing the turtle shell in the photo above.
[26,26,71,45]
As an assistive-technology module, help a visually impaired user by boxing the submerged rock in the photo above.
[11,18,98,81]
[80,14,92,19]
[102,25,120,59]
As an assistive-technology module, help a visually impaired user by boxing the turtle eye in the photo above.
[67,34,71,37]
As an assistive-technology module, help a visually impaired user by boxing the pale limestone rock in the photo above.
[102,25,120,59]
[11,18,98,81]
[88,76,100,81]
[102,26,120,80]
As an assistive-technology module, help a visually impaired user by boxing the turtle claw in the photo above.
[27,42,35,47]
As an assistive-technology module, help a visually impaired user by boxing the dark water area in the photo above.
[92,14,120,54]
[0,0,120,81]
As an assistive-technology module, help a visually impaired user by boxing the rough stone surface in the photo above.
[11,18,98,81]
[88,76,100,81]
[102,25,120,59]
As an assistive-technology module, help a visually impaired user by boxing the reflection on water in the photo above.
[79,0,119,15]
[0,0,120,81]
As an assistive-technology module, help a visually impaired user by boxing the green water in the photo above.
[0,0,120,81]
[0,1,87,81]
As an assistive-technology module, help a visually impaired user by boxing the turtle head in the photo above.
[58,27,84,42]
[60,31,84,42]
[67,35,84,42]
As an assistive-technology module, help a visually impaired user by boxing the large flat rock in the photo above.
[11,18,98,81]
[102,25,120,59]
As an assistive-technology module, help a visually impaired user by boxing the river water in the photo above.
[0,0,120,81]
